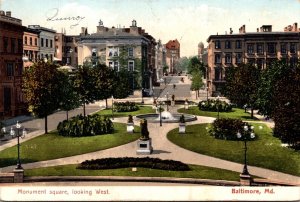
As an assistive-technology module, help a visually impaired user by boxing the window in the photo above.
[214,66,221,81]
[11,38,16,53]
[128,61,134,71]
[257,59,264,69]
[41,38,44,47]
[215,40,221,49]
[267,43,276,54]
[290,43,297,54]
[18,39,22,53]
[225,41,231,49]
[30,37,32,45]
[6,63,14,76]
[225,53,232,64]
[236,53,242,64]
[236,40,242,49]
[50,40,53,48]
[25,36,27,45]
[108,61,113,68]
[35,38,37,46]
[4,37,8,52]
[109,47,119,57]
[247,44,254,54]
[257,43,264,54]
[281,43,287,54]
[215,54,221,64]
[128,47,133,57]
[46,39,48,47]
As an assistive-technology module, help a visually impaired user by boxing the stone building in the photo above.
[0,11,26,118]
[155,39,166,81]
[164,39,180,74]
[207,23,300,96]
[77,20,156,93]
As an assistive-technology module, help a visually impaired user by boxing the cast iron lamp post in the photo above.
[10,121,27,169]
[236,125,255,175]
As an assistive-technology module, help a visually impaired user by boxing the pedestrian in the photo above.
[173,84,176,89]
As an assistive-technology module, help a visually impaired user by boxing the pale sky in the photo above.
[1,0,300,57]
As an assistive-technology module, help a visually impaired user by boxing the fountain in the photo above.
[136,111,196,123]
[156,111,175,121]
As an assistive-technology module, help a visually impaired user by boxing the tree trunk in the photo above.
[105,99,108,109]
[45,115,48,134]
[195,91,197,99]
[251,108,254,119]
[66,111,69,121]
[83,103,86,117]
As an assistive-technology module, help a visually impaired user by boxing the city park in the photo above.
[0,58,299,186]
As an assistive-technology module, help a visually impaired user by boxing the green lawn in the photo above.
[167,123,300,176]
[178,106,259,120]
[0,123,140,168]
[97,105,156,118]
[25,164,240,181]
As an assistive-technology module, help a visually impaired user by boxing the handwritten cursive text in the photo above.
[46,8,85,29]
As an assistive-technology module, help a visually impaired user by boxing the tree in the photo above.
[174,57,189,73]
[224,63,261,118]
[73,63,96,117]
[188,56,206,75]
[256,60,291,117]
[190,70,204,99]
[113,69,132,99]
[58,70,80,120]
[22,61,62,133]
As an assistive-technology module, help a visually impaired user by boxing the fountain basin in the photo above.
[136,113,197,123]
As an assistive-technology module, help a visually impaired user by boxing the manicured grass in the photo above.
[0,123,140,168]
[97,105,156,118]
[178,106,259,120]
[25,164,240,182]
[167,123,300,176]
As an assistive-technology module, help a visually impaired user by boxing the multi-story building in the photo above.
[54,33,79,67]
[23,27,40,67]
[198,41,208,64]
[165,39,180,74]
[155,39,166,81]
[0,11,26,118]
[207,23,300,96]
[78,20,156,93]
[28,25,56,62]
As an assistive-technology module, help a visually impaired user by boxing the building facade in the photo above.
[78,20,156,93]
[28,25,56,62]
[155,39,166,81]
[207,23,300,96]
[165,39,180,74]
[23,27,40,67]
[0,11,26,118]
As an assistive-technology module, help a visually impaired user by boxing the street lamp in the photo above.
[236,124,256,175]
[165,91,169,111]
[111,96,114,120]
[159,101,163,127]
[10,121,27,169]
[217,95,220,119]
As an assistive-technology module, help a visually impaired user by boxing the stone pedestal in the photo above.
[127,123,134,133]
[13,169,24,183]
[240,174,252,186]
[171,100,175,107]
[184,102,189,109]
[179,123,186,134]
[136,138,153,155]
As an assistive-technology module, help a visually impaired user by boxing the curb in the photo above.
[24,176,241,186]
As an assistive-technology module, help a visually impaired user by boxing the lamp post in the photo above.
[165,91,169,111]
[159,101,162,127]
[111,96,114,120]
[217,95,220,119]
[237,125,255,175]
[10,121,26,169]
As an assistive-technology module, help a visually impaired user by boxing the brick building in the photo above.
[207,23,300,96]
[23,27,40,67]
[164,39,180,74]
[0,11,26,118]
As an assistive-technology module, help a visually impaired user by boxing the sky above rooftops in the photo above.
[1,0,299,57]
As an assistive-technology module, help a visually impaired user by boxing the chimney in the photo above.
[6,11,11,17]
[293,22,298,32]
[230,28,233,34]
[81,27,85,34]
[0,10,5,16]
[242,25,246,33]
[257,28,259,32]
[239,25,246,33]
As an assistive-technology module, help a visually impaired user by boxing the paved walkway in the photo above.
[0,76,299,185]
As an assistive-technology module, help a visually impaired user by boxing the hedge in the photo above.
[199,99,232,112]
[57,114,113,137]
[77,157,190,171]
[113,101,139,112]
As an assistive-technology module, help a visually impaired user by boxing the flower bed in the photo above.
[57,114,113,137]
[114,101,139,112]
[77,157,190,171]
[198,99,232,112]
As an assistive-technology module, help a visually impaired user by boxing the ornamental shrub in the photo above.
[198,99,232,112]
[57,114,113,137]
[77,157,190,171]
[113,101,139,112]
[208,118,254,141]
